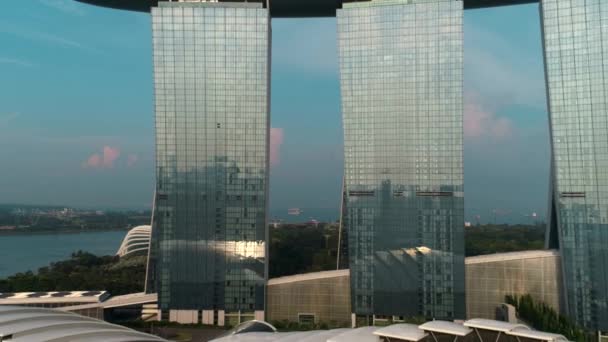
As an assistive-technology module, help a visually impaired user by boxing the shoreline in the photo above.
[0,227,130,237]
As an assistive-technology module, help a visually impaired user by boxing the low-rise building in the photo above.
[266,250,563,326]
[267,269,351,327]
[465,250,562,319]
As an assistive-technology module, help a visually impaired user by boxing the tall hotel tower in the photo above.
[542,0,608,330]
[145,2,270,325]
[337,0,465,322]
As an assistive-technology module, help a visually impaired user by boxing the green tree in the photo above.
[0,252,146,295]
[506,294,588,342]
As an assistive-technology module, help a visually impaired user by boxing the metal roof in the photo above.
[268,269,349,286]
[374,323,428,341]
[0,306,166,342]
[327,327,380,342]
[0,291,107,300]
[508,327,569,342]
[293,329,352,342]
[214,329,355,342]
[465,250,560,265]
[419,321,473,336]
[0,291,110,307]
[74,0,539,17]
[212,320,573,342]
[213,332,286,341]
[464,318,529,333]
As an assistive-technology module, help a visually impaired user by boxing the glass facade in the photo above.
[541,0,608,330]
[145,2,270,315]
[337,0,465,320]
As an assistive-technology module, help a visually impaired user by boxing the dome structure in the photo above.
[116,225,151,258]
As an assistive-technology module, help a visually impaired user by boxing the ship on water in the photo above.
[287,208,302,216]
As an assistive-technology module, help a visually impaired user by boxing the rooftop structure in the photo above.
[419,321,473,337]
[373,324,428,341]
[0,305,166,342]
[463,318,528,333]
[507,328,569,342]
[211,319,569,342]
[267,269,349,286]
[464,250,560,265]
[74,0,538,16]
[0,291,110,308]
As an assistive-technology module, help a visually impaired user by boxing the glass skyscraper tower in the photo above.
[542,0,608,330]
[337,0,465,321]
[145,1,270,325]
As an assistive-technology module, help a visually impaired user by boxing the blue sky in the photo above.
[0,0,549,224]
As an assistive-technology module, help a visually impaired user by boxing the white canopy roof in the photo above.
[419,321,473,336]
[212,319,570,342]
[374,323,428,341]
[274,329,351,342]
[212,332,292,341]
[327,326,380,342]
[508,327,569,342]
[464,318,529,333]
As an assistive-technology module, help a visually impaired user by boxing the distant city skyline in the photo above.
[0,1,548,224]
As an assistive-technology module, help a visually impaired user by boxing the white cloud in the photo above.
[0,57,35,68]
[39,0,86,16]
[0,23,99,54]
[464,92,513,140]
[82,146,121,169]
[465,22,547,110]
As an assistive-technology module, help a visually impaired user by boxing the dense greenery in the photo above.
[0,251,146,295]
[269,223,340,278]
[269,223,546,277]
[506,294,588,341]
[465,224,545,256]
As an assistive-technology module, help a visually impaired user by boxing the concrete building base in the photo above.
[169,310,198,324]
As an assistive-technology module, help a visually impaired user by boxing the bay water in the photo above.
[0,230,127,278]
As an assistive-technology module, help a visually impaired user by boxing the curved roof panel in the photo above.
[210,320,572,342]
[0,306,166,342]
[374,323,428,341]
[508,327,569,342]
[116,225,151,257]
[419,321,473,336]
[326,326,379,342]
[74,0,539,17]
[464,318,529,333]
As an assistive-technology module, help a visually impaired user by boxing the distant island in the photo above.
[0,204,151,235]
